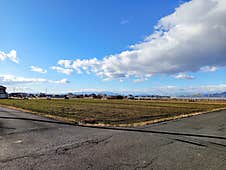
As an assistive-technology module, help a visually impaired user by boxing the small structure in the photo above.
[0,86,8,99]
[9,92,28,98]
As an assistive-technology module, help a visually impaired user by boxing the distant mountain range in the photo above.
[204,91,226,98]
[72,91,226,98]
[72,91,120,96]
[180,91,226,98]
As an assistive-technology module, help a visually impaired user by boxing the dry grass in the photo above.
[0,98,226,126]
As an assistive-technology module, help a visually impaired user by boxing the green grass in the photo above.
[0,99,226,125]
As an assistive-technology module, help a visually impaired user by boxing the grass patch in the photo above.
[0,99,226,126]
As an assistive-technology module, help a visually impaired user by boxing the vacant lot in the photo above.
[0,99,226,126]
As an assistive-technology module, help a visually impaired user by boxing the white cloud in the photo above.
[30,65,47,74]
[174,73,194,80]
[54,78,69,84]
[133,74,153,83]
[53,58,100,75]
[0,50,19,63]
[200,66,219,72]
[53,0,226,81]
[0,75,69,85]
[51,66,74,75]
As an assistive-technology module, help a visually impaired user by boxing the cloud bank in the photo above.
[53,0,226,81]
[0,50,19,63]
[0,75,69,85]
[40,84,226,95]
[142,84,226,95]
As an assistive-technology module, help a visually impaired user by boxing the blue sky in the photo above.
[0,0,226,95]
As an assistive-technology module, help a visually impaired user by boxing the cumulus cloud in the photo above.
[51,66,74,75]
[53,58,100,75]
[54,78,69,84]
[0,75,69,85]
[0,50,19,63]
[52,0,226,81]
[30,65,47,74]
[200,66,219,72]
[174,73,194,80]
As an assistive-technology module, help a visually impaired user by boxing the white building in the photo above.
[0,86,8,99]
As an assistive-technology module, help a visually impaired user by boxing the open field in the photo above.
[0,99,226,126]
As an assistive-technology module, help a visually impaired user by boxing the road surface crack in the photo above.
[0,135,113,163]
[55,135,113,154]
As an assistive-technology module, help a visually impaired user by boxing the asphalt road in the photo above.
[0,107,226,170]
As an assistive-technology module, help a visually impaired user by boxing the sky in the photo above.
[0,0,226,95]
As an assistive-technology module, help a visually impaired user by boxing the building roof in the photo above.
[0,85,6,89]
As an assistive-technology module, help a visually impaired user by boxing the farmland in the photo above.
[0,99,226,126]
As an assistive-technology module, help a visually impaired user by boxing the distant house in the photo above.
[106,95,124,100]
[134,95,171,100]
[0,86,8,99]
[9,92,28,98]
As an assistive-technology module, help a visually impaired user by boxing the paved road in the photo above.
[0,107,226,170]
